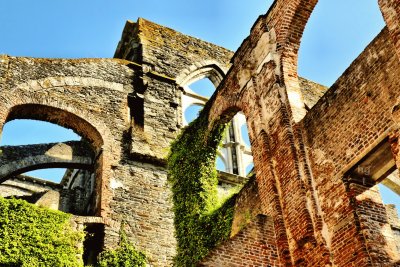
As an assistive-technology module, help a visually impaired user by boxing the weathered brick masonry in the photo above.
[1,0,400,266]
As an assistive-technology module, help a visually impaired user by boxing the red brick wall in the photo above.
[200,215,281,267]
[301,28,400,266]
[201,1,400,266]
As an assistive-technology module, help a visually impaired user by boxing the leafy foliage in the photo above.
[0,197,84,267]
[168,107,237,266]
[97,225,146,267]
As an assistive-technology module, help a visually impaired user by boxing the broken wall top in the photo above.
[114,18,234,79]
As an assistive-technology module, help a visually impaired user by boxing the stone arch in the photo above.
[0,75,125,154]
[1,102,110,216]
[175,60,229,88]
[178,61,229,127]
[0,141,94,183]
[5,104,103,149]
[0,75,127,216]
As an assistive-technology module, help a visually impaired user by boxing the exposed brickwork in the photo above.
[183,1,400,265]
[1,0,400,266]
[302,28,400,265]
[386,204,400,255]
[200,215,281,267]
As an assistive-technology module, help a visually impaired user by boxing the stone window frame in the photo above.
[177,62,253,176]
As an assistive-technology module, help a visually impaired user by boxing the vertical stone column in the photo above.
[379,0,400,59]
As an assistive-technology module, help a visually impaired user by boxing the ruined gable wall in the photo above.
[136,18,233,78]
[301,27,400,266]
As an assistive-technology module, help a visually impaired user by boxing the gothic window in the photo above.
[181,75,253,177]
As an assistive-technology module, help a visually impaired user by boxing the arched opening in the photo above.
[221,112,253,177]
[180,67,254,178]
[298,0,385,86]
[168,101,255,262]
[181,77,215,126]
[179,64,226,127]
[0,104,103,216]
[1,119,81,182]
[5,104,103,147]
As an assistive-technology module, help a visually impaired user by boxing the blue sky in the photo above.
[0,0,398,211]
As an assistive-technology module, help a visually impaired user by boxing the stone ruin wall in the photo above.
[1,0,400,266]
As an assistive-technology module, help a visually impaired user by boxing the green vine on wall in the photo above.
[97,223,146,267]
[0,197,84,267]
[168,107,237,266]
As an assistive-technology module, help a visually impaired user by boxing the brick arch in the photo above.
[0,141,94,183]
[271,0,319,52]
[208,76,258,142]
[263,0,319,121]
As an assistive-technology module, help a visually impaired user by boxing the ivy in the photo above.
[97,224,146,267]
[0,197,84,267]
[168,106,237,266]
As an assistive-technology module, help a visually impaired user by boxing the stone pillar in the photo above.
[379,0,400,59]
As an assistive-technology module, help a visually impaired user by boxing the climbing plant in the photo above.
[0,197,84,267]
[97,223,146,267]
[168,105,237,266]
